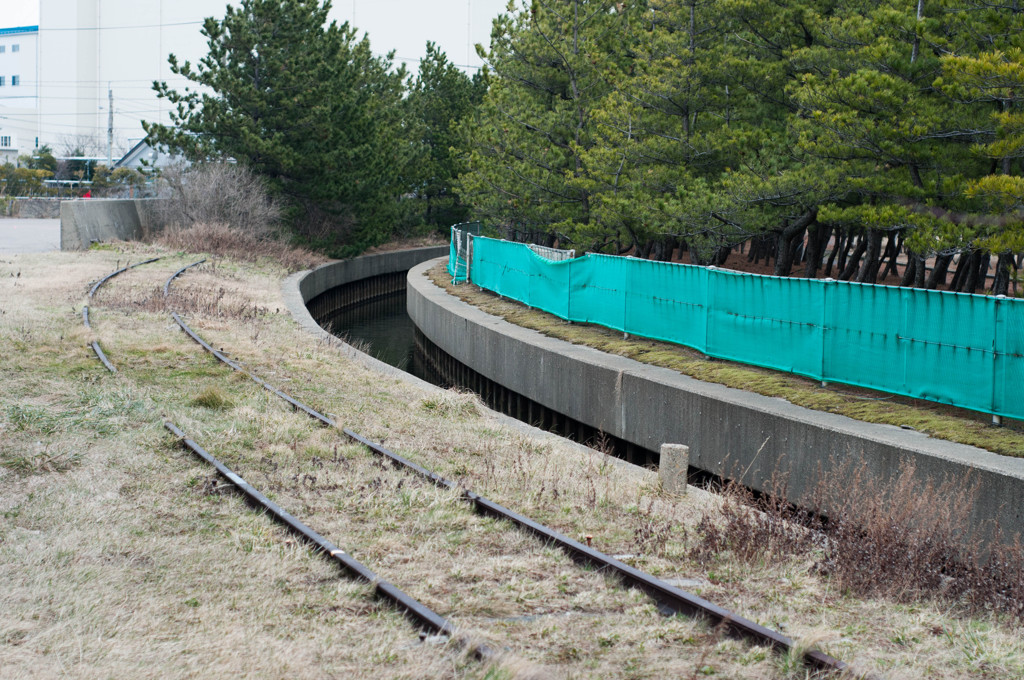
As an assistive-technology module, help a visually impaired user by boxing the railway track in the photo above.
[79,256,863,678]
[82,258,482,657]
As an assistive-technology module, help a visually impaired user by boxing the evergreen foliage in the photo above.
[403,42,488,232]
[145,0,408,256]
[459,0,1024,293]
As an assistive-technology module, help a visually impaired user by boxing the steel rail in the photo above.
[162,263,857,676]
[88,257,162,299]
[162,259,206,297]
[82,257,161,373]
[162,421,459,640]
[165,263,335,426]
[344,430,852,675]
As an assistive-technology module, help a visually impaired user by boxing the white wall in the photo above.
[0,26,39,155]
[36,0,211,162]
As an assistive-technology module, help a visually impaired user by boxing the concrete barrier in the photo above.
[407,258,1024,545]
[3,198,61,218]
[60,199,167,250]
[283,246,659,495]
[282,246,449,384]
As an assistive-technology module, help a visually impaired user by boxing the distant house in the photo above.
[114,140,183,171]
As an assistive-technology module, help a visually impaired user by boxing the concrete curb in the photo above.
[407,259,1024,544]
[281,249,649,482]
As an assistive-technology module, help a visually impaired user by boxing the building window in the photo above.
[0,76,5,87]
[11,76,19,86]
[11,45,18,53]
[1,136,10,148]
[0,46,5,54]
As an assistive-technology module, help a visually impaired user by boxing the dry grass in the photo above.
[428,264,1024,458]
[156,222,327,273]
[2,244,1024,678]
[694,463,1024,623]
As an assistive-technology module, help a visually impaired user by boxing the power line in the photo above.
[37,20,205,32]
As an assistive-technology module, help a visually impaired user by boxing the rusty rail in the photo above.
[163,264,855,677]
[82,257,162,373]
[163,421,461,642]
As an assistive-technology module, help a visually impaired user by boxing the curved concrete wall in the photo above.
[60,198,166,250]
[408,258,1024,545]
[282,246,449,384]
[295,246,448,304]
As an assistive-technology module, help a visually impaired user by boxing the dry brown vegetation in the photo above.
[155,222,326,273]
[694,464,1024,624]
[2,244,1024,678]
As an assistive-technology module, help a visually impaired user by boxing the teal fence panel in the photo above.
[899,289,997,411]
[625,259,709,350]
[447,223,481,282]
[706,270,826,378]
[471,237,531,300]
[994,296,1024,417]
[526,247,573,318]
[569,253,629,331]
[824,282,906,393]
[463,234,1024,419]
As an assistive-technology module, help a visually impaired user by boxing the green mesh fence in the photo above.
[450,235,1022,419]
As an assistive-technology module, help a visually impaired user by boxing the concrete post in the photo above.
[660,443,689,495]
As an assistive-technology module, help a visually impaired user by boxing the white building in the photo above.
[0,25,39,163]
[1,0,501,165]
[0,0,212,164]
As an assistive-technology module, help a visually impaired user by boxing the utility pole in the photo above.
[107,86,113,166]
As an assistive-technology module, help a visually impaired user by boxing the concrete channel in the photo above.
[287,250,1024,546]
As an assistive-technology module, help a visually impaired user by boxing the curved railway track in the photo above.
[79,256,865,678]
[83,256,161,373]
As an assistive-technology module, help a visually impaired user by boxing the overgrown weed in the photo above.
[190,386,234,411]
[156,222,325,272]
[694,461,1024,622]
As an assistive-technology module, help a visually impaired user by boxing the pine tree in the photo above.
[456,0,629,245]
[404,42,488,232]
[145,0,407,255]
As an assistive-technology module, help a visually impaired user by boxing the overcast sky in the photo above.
[0,0,515,73]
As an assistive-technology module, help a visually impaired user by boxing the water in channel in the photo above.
[321,290,434,383]
[323,287,657,466]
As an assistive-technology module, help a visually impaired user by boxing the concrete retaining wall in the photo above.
[296,246,449,302]
[407,258,1024,544]
[4,198,61,218]
[60,199,167,250]
[282,246,450,384]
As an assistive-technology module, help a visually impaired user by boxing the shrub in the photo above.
[156,161,282,236]
[156,222,325,272]
[694,461,1024,621]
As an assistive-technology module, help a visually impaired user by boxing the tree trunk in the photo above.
[856,229,883,283]
[949,252,969,292]
[966,252,990,293]
[773,210,817,277]
[837,230,857,275]
[925,253,953,290]
[636,238,652,259]
[900,253,917,287]
[880,233,902,280]
[824,227,844,278]
[804,223,830,278]
[715,245,731,265]
[840,233,868,281]
[993,251,1014,297]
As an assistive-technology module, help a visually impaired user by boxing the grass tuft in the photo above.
[415,390,482,418]
[190,386,234,410]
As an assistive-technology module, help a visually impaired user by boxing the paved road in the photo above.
[0,218,61,253]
